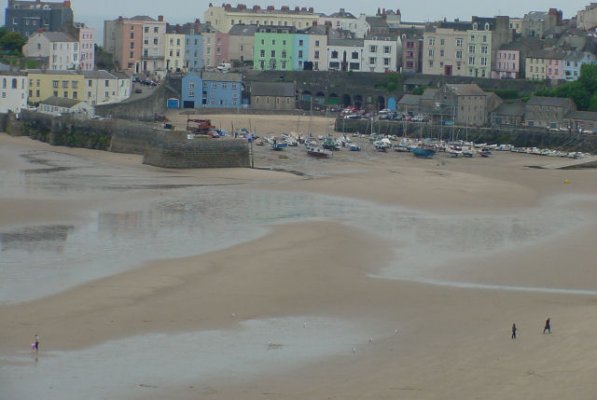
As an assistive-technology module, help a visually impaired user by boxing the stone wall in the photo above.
[143,133,250,168]
[96,75,182,122]
[8,111,250,169]
[336,117,597,153]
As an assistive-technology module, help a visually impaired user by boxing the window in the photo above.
[154,38,158,45]
[271,50,275,57]
[72,81,78,89]
[73,91,77,99]
[351,52,359,60]
[298,50,303,58]
[282,50,287,58]
[456,50,463,59]
[314,51,320,59]
[52,80,59,88]
[370,45,377,52]
[154,27,159,33]
[369,57,376,65]
[440,49,445,57]
[469,45,475,54]
[62,81,68,89]
[331,51,338,59]
[63,91,68,97]
[260,50,265,57]
[53,91,58,97]
[428,49,434,57]
[440,39,445,46]
[456,38,463,47]
[144,27,149,33]
[130,32,134,39]
[130,42,135,49]
[315,40,320,47]
[428,38,435,46]
[130,51,134,58]
[383,46,391,53]
[299,40,304,46]
[469,56,475,64]
[384,58,390,66]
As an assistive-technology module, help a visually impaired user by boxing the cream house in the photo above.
[0,71,28,113]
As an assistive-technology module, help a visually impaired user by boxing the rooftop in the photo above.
[446,84,486,96]
[40,96,83,108]
[527,96,574,107]
[251,82,295,97]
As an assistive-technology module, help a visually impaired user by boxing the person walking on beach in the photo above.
[512,323,517,339]
[33,334,39,352]
[543,318,551,334]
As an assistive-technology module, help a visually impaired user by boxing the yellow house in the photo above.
[164,33,186,72]
[27,70,85,104]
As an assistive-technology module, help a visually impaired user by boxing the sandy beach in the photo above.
[1,113,597,400]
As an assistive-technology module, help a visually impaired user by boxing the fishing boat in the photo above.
[306,144,333,158]
[411,147,436,158]
[271,141,288,151]
[479,147,492,157]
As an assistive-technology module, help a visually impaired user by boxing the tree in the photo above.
[0,31,26,55]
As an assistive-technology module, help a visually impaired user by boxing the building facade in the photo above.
[434,84,498,126]
[563,51,597,81]
[250,82,296,110]
[204,3,318,33]
[103,15,167,76]
[0,71,28,113]
[26,69,84,103]
[525,50,566,81]
[203,30,229,68]
[493,49,520,79]
[164,33,185,72]
[228,24,257,67]
[4,0,73,37]
[401,32,423,73]
[184,32,204,71]
[525,96,576,129]
[577,3,597,31]
[327,39,364,71]
[38,96,94,117]
[182,71,242,109]
[83,70,129,106]
[318,9,369,38]
[253,26,295,71]
[363,35,400,73]
[76,24,95,71]
[22,31,79,70]
[423,23,470,76]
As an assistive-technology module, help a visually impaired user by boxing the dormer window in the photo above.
[485,23,490,30]
[473,22,478,30]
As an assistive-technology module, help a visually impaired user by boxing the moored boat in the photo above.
[306,145,333,158]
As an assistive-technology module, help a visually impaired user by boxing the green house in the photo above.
[253,26,296,71]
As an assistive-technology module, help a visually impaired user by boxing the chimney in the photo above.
[267,5,274,11]
[253,5,260,11]
[63,0,71,8]
[396,9,401,15]
[281,5,289,12]
[308,7,314,13]
[295,6,300,12]
[158,15,164,22]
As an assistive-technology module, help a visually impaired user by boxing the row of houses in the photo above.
[396,83,597,132]
[0,69,131,114]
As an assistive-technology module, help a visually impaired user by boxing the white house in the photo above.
[38,96,95,118]
[113,71,133,100]
[83,70,130,106]
[164,32,186,72]
[363,35,401,73]
[0,71,28,113]
[22,32,80,71]
[327,38,364,72]
[318,9,369,38]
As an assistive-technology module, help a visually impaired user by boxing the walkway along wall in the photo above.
[96,75,182,122]
[7,111,250,169]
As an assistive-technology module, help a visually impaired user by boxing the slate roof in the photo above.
[201,71,242,82]
[398,94,421,106]
[41,32,77,42]
[446,84,486,96]
[527,96,574,108]
[228,24,258,36]
[251,82,295,97]
[83,70,116,79]
[566,111,597,121]
[492,101,526,116]
[328,38,364,47]
[40,96,83,108]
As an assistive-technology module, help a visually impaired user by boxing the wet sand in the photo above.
[1,122,597,400]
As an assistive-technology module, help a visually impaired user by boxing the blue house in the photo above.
[563,51,597,82]
[294,33,310,71]
[182,72,243,109]
[184,33,204,72]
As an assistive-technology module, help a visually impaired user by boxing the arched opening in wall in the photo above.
[315,91,326,106]
[341,94,351,107]
[328,92,340,107]
[301,90,312,102]
[353,94,363,108]
[377,96,386,110]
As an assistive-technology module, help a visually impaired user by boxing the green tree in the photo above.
[0,31,27,55]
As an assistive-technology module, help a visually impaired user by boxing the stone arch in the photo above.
[353,94,363,108]
[328,92,340,106]
[377,95,386,110]
[315,91,326,105]
[301,90,312,102]
[341,94,351,107]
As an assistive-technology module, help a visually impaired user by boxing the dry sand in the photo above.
[1,112,597,400]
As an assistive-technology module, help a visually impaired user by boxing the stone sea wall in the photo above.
[3,111,250,169]
[337,118,597,153]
